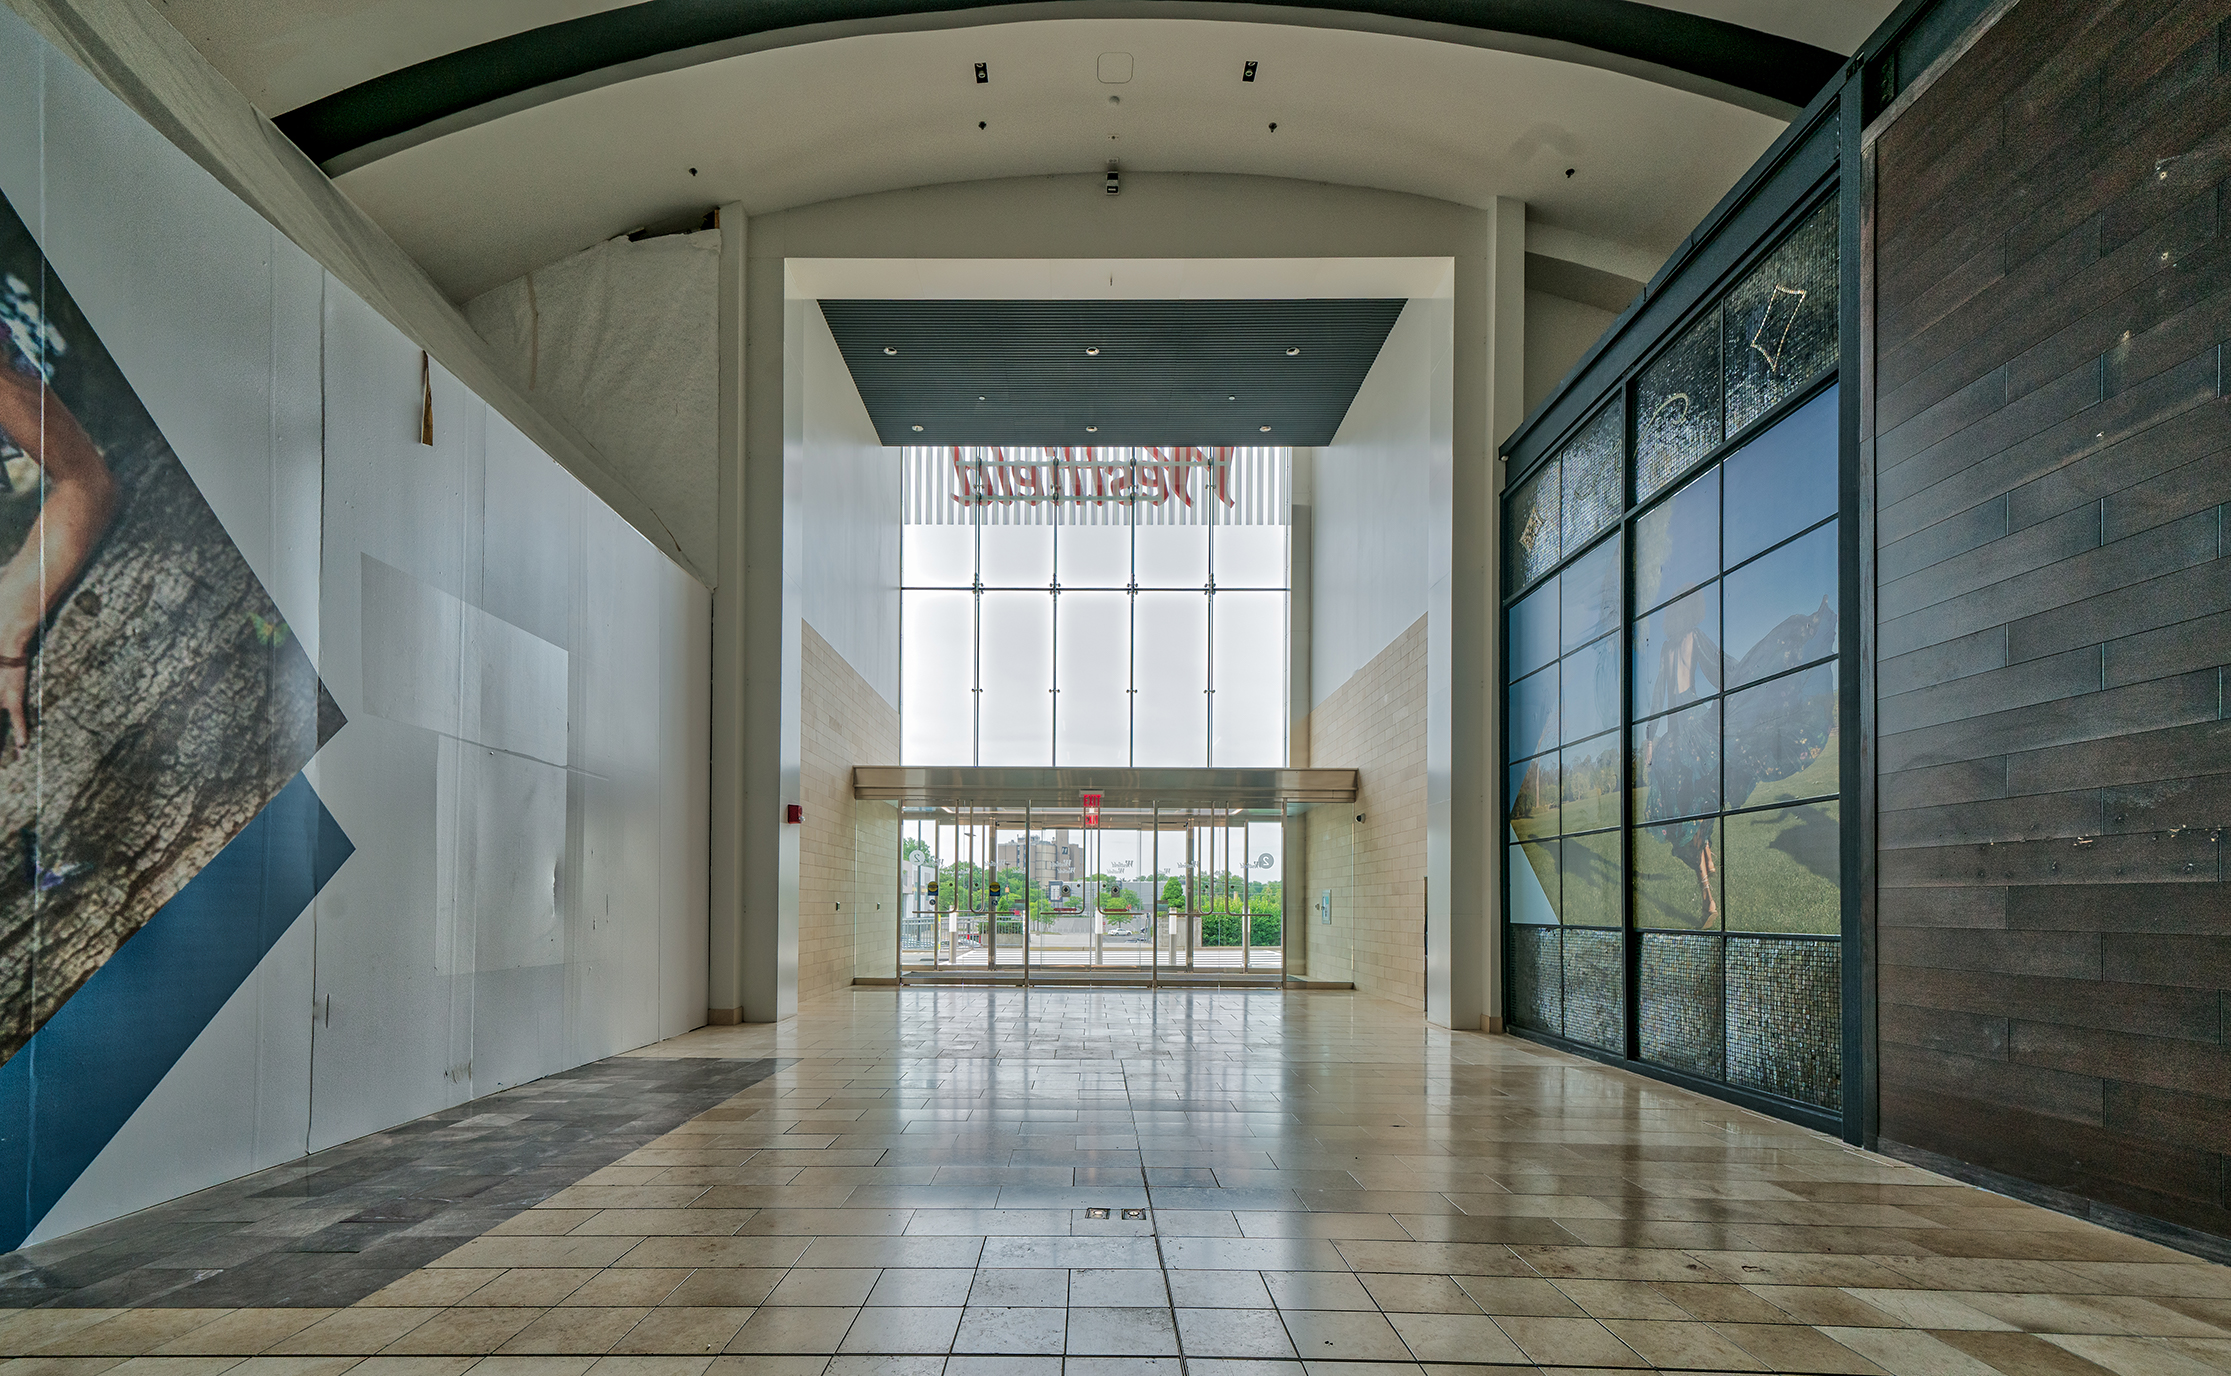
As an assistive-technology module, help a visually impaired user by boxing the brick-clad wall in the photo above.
[1304,615,1427,1006]
[799,621,899,1001]
[1869,0,2231,1244]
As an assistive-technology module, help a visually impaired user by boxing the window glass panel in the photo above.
[1724,801,1840,934]
[1723,520,1838,688]
[1561,536,1621,654]
[1561,633,1620,744]
[1634,465,1719,614]
[1635,310,1723,500]
[1510,663,1558,760]
[1725,663,1839,808]
[1509,579,1559,681]
[1632,816,1722,931]
[1561,401,1624,550]
[1135,523,1208,587]
[979,522,1053,587]
[1723,195,1840,435]
[1559,732,1617,835]
[1055,591,1130,766]
[1724,384,1838,567]
[1212,590,1286,767]
[977,591,1051,764]
[1132,591,1207,765]
[900,590,974,764]
[1509,754,1560,841]
[1640,932,1725,1079]
[903,524,974,586]
[1633,583,1720,721]
[1058,518,1131,588]
[1213,525,1286,588]
[1509,840,1560,925]
[1561,830,1621,928]
[1506,457,1561,590]
[1633,698,1719,824]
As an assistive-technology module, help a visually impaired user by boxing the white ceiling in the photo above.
[332,17,1789,300]
[156,0,1896,116]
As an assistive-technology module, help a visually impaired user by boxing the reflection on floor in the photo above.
[3,987,2228,1376]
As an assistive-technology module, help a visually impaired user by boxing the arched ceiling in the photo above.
[148,0,1897,302]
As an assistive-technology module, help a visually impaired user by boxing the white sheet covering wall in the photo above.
[6,2,709,1246]
[465,232,721,578]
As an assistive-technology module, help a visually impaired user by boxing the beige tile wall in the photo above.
[799,621,900,1000]
[1303,614,1427,1008]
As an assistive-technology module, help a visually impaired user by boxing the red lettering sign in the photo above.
[1081,793,1102,828]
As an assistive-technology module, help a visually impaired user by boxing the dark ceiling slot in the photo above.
[974,61,988,83]
[1243,60,1258,82]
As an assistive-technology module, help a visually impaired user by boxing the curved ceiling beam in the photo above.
[277,0,1843,176]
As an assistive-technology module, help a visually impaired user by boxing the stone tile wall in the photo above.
[1303,615,1428,1007]
[800,621,900,999]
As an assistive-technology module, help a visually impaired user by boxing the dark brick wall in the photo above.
[1870,0,2231,1242]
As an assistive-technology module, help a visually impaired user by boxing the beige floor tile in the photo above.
[722,1311,858,1356]
[2043,1334,2231,1376]
[658,1274,786,1311]
[0,1357,130,1376]
[1552,1279,1693,1320]
[1382,1311,1527,1365]
[794,1238,982,1270]
[0,1309,124,1352]
[493,1214,600,1238]
[378,1311,545,1358]
[617,1241,810,1271]
[698,1358,825,1375]
[433,1241,640,1272]
[459,1275,599,1310]
[1232,1214,1408,1240]
[1650,1281,1793,1324]
[152,1312,334,1357]
[99,1359,246,1376]
[30,1315,234,1358]
[565,1215,751,1240]
[1935,1330,2151,1376]
[1452,1275,1584,1317]
[359,1274,502,1308]
[1354,1274,1479,1315]
[495,1310,652,1356]
[267,1313,443,1357]
[763,1274,877,1309]
[222,1359,362,1376]
[1600,1318,1766,1370]
[559,1274,689,1309]
[1167,1270,1274,1310]
[1264,1272,1375,1312]
[1710,1322,1892,1374]
[1839,1288,2019,1331]
[464,1359,595,1376]
[1063,1307,1177,1357]
[1174,1308,1296,1359]
[833,1307,959,1356]
[606,1311,753,1357]
[860,1270,972,1308]
[1821,1325,2010,1375]
[1277,1309,1411,1362]
[341,1360,476,1376]
[580,1357,713,1376]
[1746,1284,1910,1327]
[1488,1315,1646,1368]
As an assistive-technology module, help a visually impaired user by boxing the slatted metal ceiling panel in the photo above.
[818,298,1406,446]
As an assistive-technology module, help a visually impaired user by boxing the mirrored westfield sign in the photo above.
[903,446,1287,526]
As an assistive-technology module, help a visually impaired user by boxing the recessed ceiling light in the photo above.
[1260,425,1272,432]
[912,425,923,432]
[1227,395,1236,401]
[1285,347,1300,356]
[978,395,986,401]
[884,346,897,355]
[1086,425,1099,433]
[1086,346,1101,356]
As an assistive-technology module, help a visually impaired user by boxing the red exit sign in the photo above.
[1081,793,1103,827]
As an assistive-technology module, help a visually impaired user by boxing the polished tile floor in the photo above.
[4,987,2229,1375]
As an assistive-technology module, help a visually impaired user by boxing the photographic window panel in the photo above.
[1510,662,1558,761]
[1725,663,1839,809]
[1723,801,1840,935]
[1635,311,1723,501]
[1509,579,1560,681]
[1132,591,1208,766]
[1723,520,1838,689]
[1633,582,1720,722]
[1559,732,1620,835]
[1724,384,1839,568]
[1634,465,1720,614]
[1561,536,1621,654]
[1055,590,1130,767]
[1723,196,1840,435]
[1561,633,1620,744]
[900,589,975,765]
[1510,839,1560,925]
[1211,590,1287,767]
[1560,829,1622,928]
[1506,458,1561,590]
[903,524,975,587]
[1631,698,1719,824]
[1640,932,1725,1079]
[1631,815,1723,932]
[977,591,1052,765]
[1561,401,1624,550]
[1509,753,1560,842]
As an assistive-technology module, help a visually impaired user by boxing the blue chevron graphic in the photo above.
[0,772,352,1250]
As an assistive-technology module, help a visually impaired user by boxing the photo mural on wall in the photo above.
[0,187,343,1067]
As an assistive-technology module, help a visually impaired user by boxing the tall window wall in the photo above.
[1504,195,1846,1119]
[901,446,1289,768]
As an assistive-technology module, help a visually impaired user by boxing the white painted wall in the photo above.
[798,303,900,707]
[7,3,710,1245]
[1310,297,1449,706]
[1524,289,1619,418]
